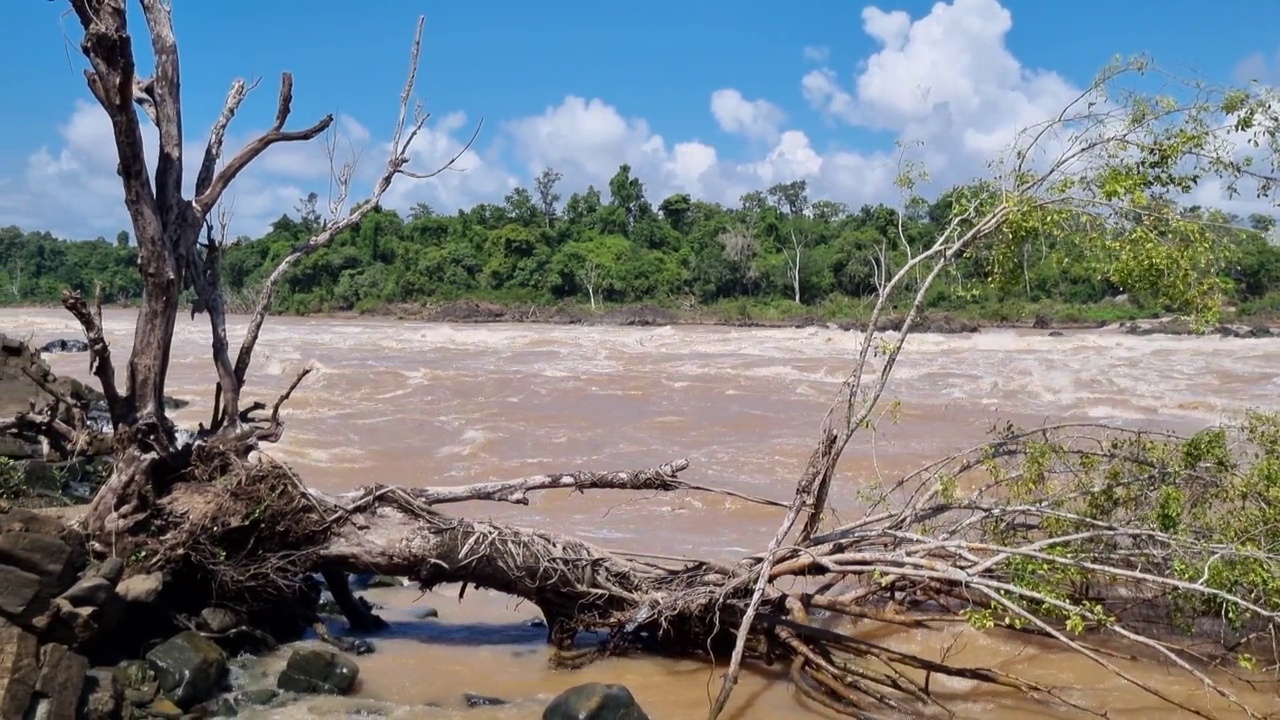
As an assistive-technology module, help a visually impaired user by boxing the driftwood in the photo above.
[42,2,1280,719]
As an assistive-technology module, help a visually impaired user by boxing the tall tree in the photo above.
[534,167,563,228]
[766,180,812,303]
[61,2,473,541]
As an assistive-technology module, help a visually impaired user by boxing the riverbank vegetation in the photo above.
[5,1,1280,718]
[4,174,1280,328]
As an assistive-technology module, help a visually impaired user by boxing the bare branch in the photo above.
[69,0,163,247]
[195,77,260,198]
[60,289,125,426]
[326,459,780,509]
[229,15,480,399]
[194,72,335,215]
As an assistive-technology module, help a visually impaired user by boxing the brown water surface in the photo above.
[4,308,1279,719]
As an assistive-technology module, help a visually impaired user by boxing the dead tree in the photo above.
[49,5,1280,719]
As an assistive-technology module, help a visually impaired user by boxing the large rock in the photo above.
[0,334,101,424]
[145,631,228,709]
[0,619,39,720]
[543,683,651,720]
[276,647,359,695]
[0,507,86,629]
[38,338,89,354]
[31,642,89,719]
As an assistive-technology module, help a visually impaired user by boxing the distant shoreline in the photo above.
[5,299,1278,337]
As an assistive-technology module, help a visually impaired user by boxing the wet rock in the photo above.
[1047,330,1065,337]
[197,695,239,717]
[1126,318,1195,336]
[113,658,159,706]
[604,304,677,327]
[525,617,546,629]
[276,647,359,695]
[59,575,115,608]
[146,630,229,709]
[427,299,511,323]
[39,338,88,354]
[543,683,651,720]
[465,692,509,707]
[198,606,243,635]
[78,668,125,720]
[412,605,440,620]
[235,687,281,706]
[144,697,184,718]
[321,634,376,655]
[0,619,39,720]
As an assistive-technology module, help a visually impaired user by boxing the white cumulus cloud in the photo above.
[710,89,787,142]
[1,0,1268,240]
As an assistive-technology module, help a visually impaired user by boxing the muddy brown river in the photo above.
[5,307,1280,719]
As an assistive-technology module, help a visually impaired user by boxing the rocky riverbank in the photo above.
[0,335,653,719]
[0,502,653,718]
[320,300,1280,337]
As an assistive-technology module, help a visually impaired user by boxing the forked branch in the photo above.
[60,289,125,426]
[194,72,334,214]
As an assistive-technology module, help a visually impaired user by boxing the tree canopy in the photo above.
[4,172,1280,325]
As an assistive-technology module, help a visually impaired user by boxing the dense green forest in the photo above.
[4,164,1280,324]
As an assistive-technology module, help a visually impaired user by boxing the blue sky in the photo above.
[1,0,1277,238]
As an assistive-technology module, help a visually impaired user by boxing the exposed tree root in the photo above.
[76,421,1278,720]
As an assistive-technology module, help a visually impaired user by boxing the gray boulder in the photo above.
[543,683,650,720]
[276,647,359,695]
[145,631,228,709]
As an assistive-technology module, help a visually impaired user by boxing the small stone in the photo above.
[59,576,115,608]
[87,558,125,585]
[543,683,650,720]
[234,688,280,706]
[146,631,228,709]
[412,606,439,620]
[276,648,359,695]
[145,697,184,718]
[197,695,239,717]
[78,669,124,720]
[116,572,164,604]
[198,606,243,635]
[113,659,155,688]
[115,659,160,706]
[125,685,160,707]
[465,692,509,707]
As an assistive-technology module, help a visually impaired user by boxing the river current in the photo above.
[5,307,1278,719]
